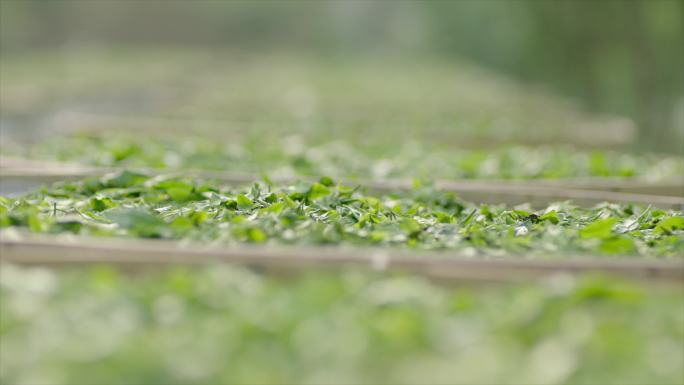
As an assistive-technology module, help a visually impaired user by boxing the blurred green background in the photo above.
[1,0,682,152]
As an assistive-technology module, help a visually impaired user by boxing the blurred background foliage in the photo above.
[1,0,682,152]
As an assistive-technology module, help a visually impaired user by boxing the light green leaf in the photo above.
[655,216,684,234]
[579,217,618,239]
[400,218,422,234]
[599,236,636,254]
[237,194,254,210]
[308,183,331,200]
[247,228,267,243]
[539,210,559,224]
[167,187,193,202]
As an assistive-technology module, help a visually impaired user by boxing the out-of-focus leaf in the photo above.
[655,216,684,234]
[308,183,331,200]
[580,217,618,239]
[236,194,254,211]
[599,236,636,254]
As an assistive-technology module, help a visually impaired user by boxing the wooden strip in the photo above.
[2,166,682,209]
[525,177,684,196]
[1,235,682,283]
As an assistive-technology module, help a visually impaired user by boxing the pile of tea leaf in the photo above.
[17,134,684,180]
[2,172,682,257]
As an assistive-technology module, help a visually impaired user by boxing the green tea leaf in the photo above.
[319,176,335,187]
[400,218,422,235]
[104,170,148,188]
[90,197,115,212]
[167,187,193,202]
[308,183,331,200]
[171,216,194,231]
[599,236,636,254]
[580,217,618,239]
[236,194,254,210]
[27,211,48,232]
[246,228,267,243]
[539,210,559,224]
[655,216,684,234]
[106,208,167,238]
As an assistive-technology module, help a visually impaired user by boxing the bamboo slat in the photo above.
[1,235,682,283]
